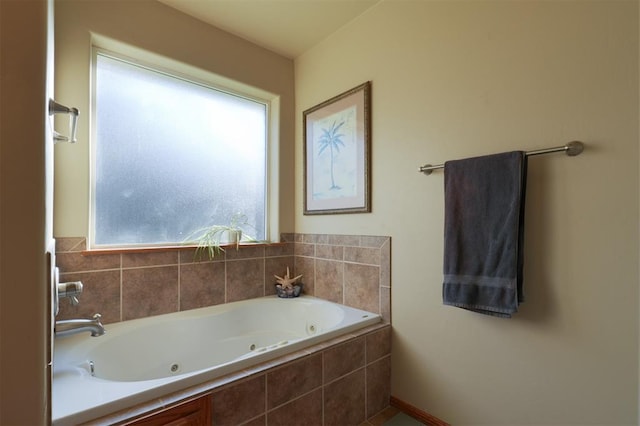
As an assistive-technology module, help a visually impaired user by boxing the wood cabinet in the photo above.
[124,394,211,426]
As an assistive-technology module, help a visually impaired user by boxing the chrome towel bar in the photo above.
[418,141,584,175]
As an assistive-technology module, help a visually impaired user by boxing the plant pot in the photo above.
[275,283,303,298]
[227,229,242,244]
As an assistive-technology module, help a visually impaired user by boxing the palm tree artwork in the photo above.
[309,105,357,201]
[317,120,346,191]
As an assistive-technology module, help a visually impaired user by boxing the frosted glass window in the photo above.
[93,53,267,246]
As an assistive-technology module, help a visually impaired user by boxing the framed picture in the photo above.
[303,81,371,215]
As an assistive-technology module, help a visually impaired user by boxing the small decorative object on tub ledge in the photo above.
[274,267,303,298]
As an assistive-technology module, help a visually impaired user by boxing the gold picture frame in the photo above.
[303,82,371,215]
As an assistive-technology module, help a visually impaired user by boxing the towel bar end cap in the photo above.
[566,141,584,156]
[419,164,434,175]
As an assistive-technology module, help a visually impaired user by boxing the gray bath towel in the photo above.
[443,151,527,318]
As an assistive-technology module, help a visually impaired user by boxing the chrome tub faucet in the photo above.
[54,267,105,337]
[55,313,105,337]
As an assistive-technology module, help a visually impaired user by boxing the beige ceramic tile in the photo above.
[344,246,381,266]
[380,239,391,288]
[344,263,380,313]
[280,233,295,242]
[315,234,329,244]
[324,369,366,426]
[265,242,294,257]
[226,258,265,302]
[56,251,120,274]
[267,389,323,426]
[225,244,266,260]
[294,256,315,296]
[54,237,86,252]
[179,262,225,310]
[242,415,266,426]
[380,286,391,323]
[323,337,365,383]
[366,356,391,418]
[315,244,343,261]
[366,326,391,363]
[359,235,389,249]
[122,266,179,320]
[327,234,360,246]
[122,251,178,268]
[314,259,343,304]
[212,375,266,425]
[266,354,322,409]
[301,234,319,243]
[293,242,315,257]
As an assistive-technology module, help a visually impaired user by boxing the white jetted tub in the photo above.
[53,295,380,425]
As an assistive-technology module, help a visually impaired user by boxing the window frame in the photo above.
[88,45,278,249]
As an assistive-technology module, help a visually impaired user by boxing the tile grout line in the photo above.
[364,327,369,422]
[322,350,325,426]
[177,251,181,311]
[119,253,123,322]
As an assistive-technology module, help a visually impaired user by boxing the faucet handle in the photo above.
[90,313,105,337]
[57,281,83,306]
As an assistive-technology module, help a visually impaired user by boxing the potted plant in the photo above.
[185,212,255,259]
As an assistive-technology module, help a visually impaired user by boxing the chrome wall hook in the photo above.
[49,98,79,143]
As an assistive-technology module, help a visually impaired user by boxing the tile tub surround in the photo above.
[55,234,390,324]
[82,324,391,426]
[54,235,392,424]
[285,233,391,323]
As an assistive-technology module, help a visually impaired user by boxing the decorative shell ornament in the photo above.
[274,267,303,291]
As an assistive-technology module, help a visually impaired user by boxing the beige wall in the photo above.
[54,0,295,241]
[296,1,639,424]
[0,0,51,424]
[51,0,640,423]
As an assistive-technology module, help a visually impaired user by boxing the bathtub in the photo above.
[52,295,381,425]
